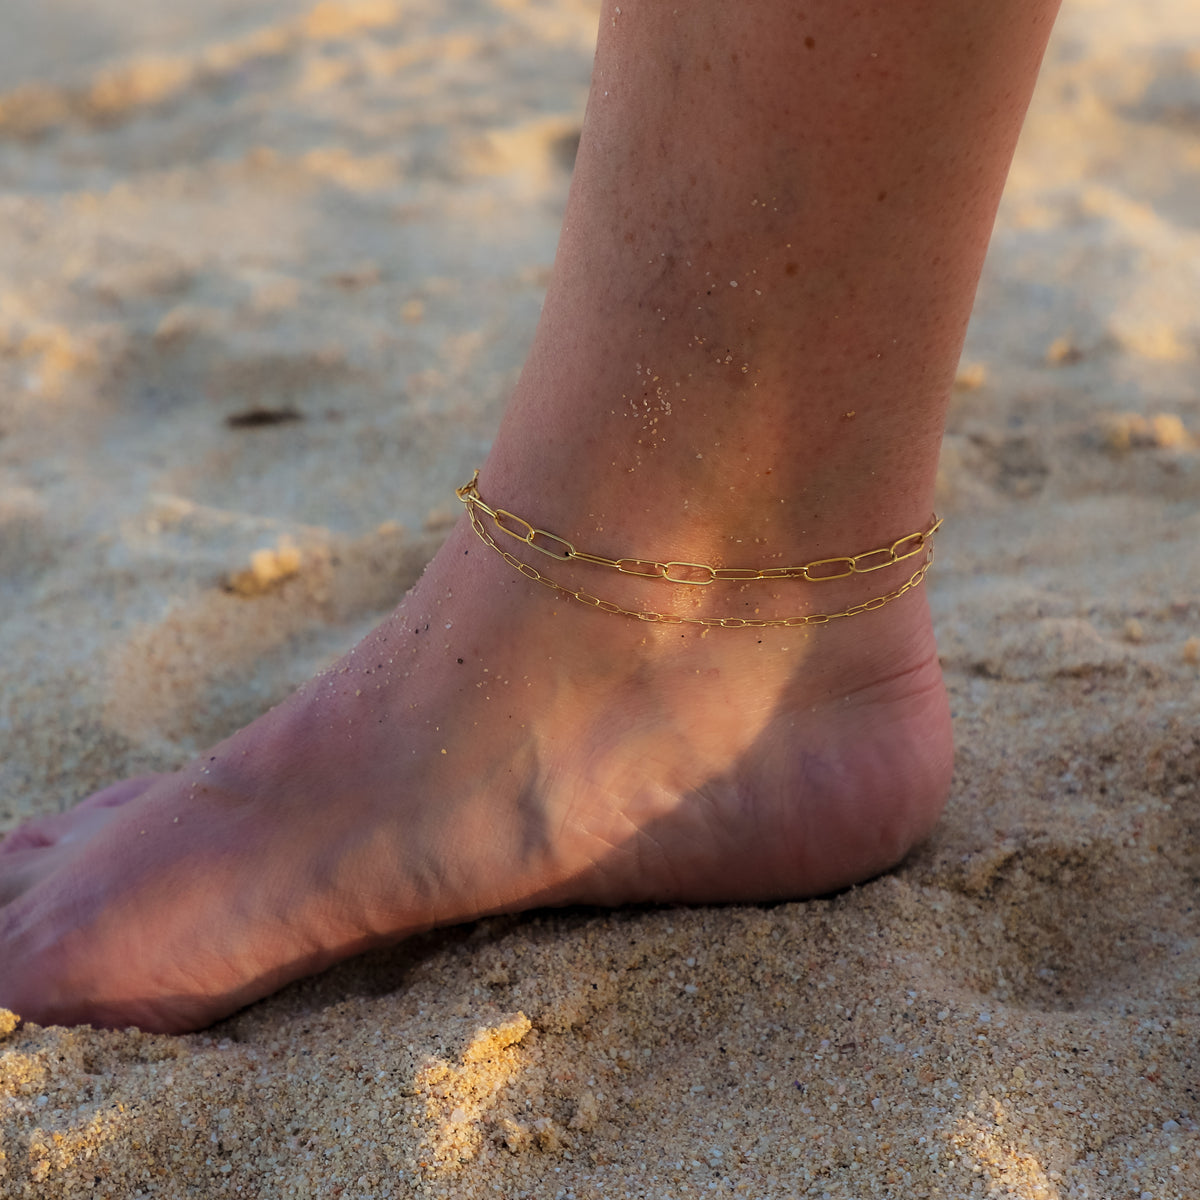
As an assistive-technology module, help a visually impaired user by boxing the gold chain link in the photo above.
[456,472,940,628]
[457,472,940,583]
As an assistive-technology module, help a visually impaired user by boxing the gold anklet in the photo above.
[456,473,940,582]
[456,473,940,629]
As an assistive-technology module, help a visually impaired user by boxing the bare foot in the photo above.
[0,517,952,1033]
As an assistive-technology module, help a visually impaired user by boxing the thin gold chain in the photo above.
[456,473,939,628]
[457,472,940,584]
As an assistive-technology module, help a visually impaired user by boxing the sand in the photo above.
[1,1,1198,1196]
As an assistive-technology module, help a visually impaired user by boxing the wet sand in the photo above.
[2,1,1199,1196]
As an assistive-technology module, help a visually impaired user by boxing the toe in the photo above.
[0,842,74,905]
[0,819,58,855]
[74,774,169,812]
[1,774,164,857]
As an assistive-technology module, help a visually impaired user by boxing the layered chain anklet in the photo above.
[456,472,941,629]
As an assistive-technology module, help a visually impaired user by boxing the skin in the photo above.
[0,0,1061,1033]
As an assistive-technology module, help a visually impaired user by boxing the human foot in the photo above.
[0,512,952,1033]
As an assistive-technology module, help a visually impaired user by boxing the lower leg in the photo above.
[489,0,1060,579]
[0,0,1061,1032]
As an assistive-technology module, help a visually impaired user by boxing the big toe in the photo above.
[0,801,131,902]
[0,774,164,861]
[75,773,170,812]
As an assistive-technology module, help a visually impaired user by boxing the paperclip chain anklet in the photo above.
[456,472,941,629]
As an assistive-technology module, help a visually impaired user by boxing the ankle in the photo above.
[456,465,941,631]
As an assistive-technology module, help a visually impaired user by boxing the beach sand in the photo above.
[1,1,1199,1196]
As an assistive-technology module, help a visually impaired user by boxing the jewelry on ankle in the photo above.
[455,472,940,628]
